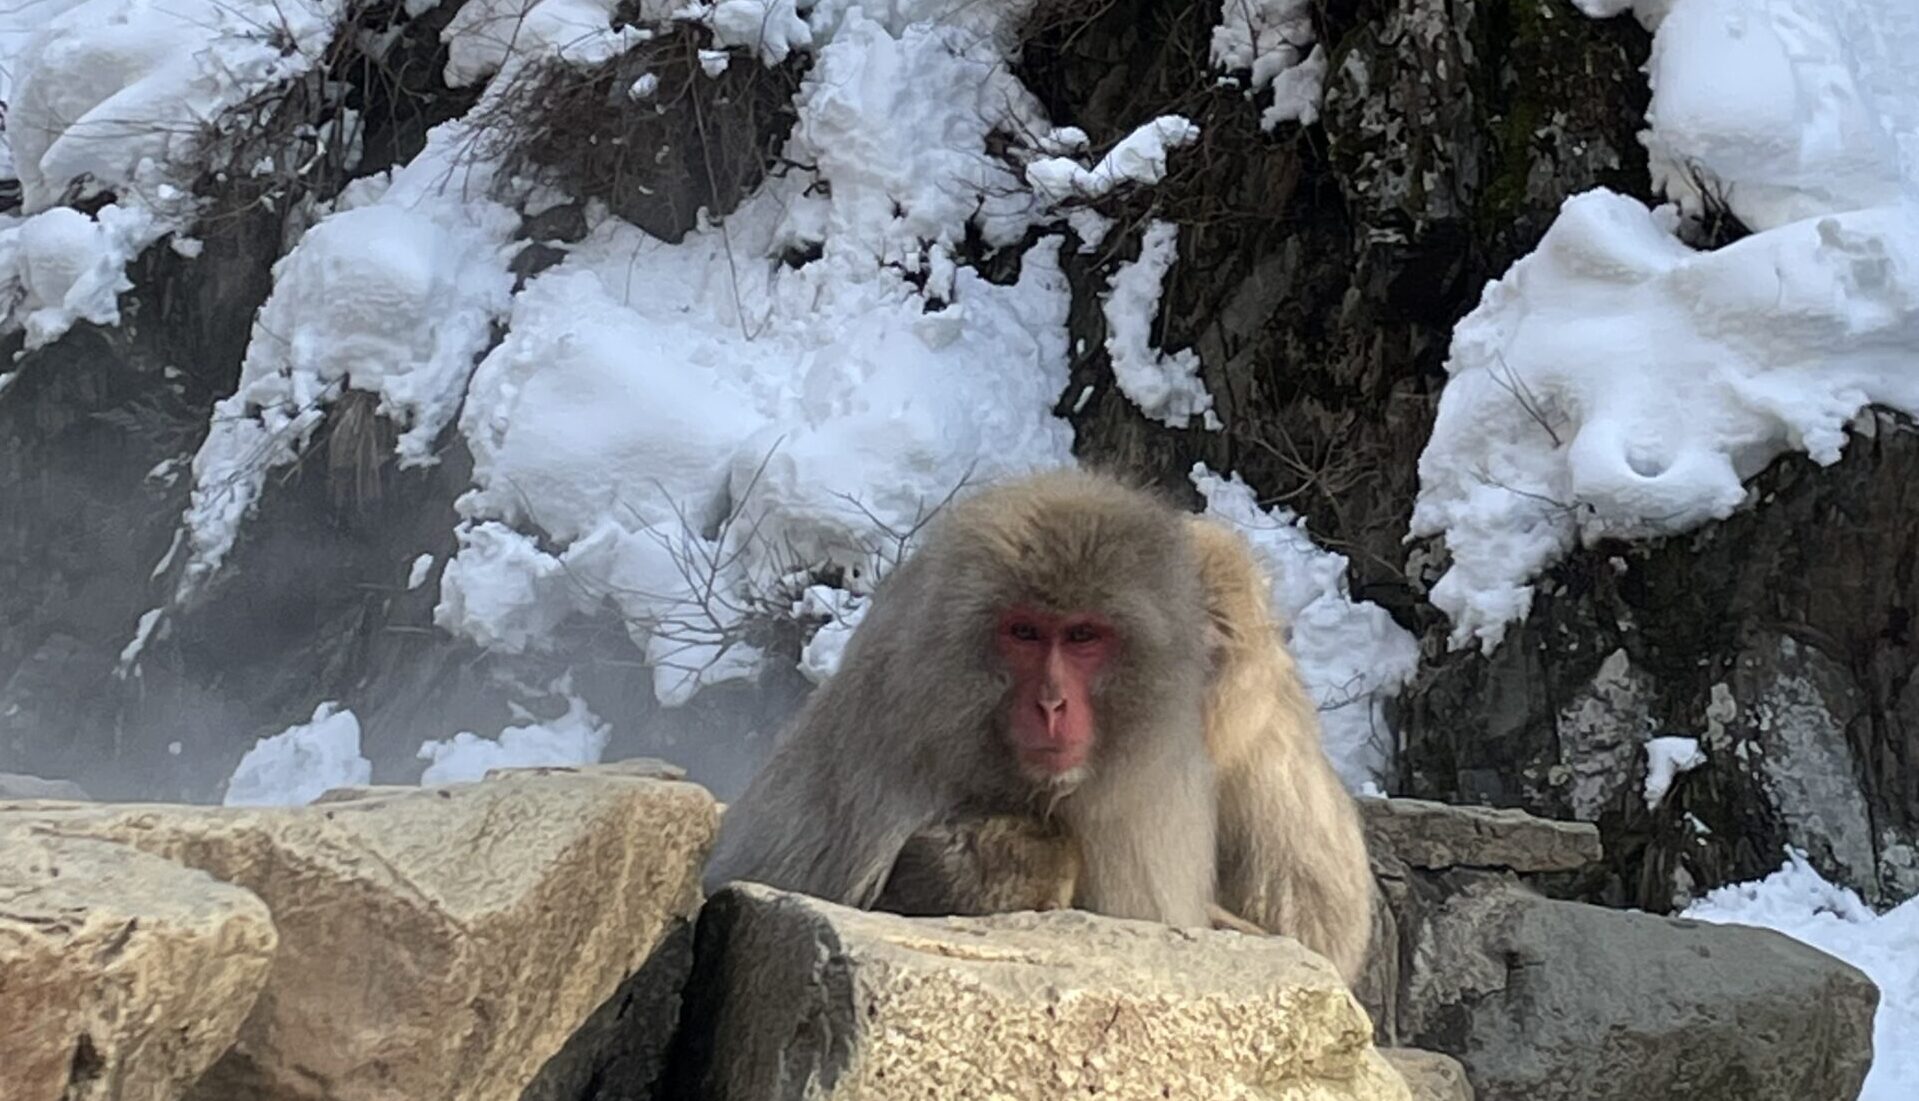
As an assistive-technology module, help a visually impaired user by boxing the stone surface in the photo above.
[1381,1049,1474,1101]
[674,883,1410,1101]
[0,766,720,1101]
[1401,884,1878,1101]
[487,755,686,782]
[0,770,91,801]
[1358,796,1603,874]
[0,824,277,1101]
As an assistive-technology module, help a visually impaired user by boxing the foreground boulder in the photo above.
[1400,884,1877,1101]
[0,766,720,1101]
[0,825,276,1101]
[674,883,1411,1101]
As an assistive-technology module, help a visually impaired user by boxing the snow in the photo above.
[1103,220,1222,431]
[1191,465,1421,790]
[416,688,610,783]
[1413,0,1919,652]
[223,702,372,806]
[793,584,867,684]
[0,0,341,347]
[1642,735,1706,810]
[1027,116,1200,204]
[700,0,813,64]
[1263,45,1327,130]
[1684,849,1919,1101]
[1626,0,1917,231]
[8,0,337,208]
[440,0,651,87]
[1207,0,1325,131]
[173,126,519,598]
[433,5,1087,703]
[407,554,435,590]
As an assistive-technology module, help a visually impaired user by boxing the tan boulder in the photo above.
[1357,797,1602,873]
[676,883,1411,1101]
[0,824,276,1101]
[2,766,720,1101]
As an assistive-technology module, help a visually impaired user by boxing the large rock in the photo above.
[674,883,1411,1101]
[1380,1049,1474,1101]
[1358,797,1602,874]
[0,824,276,1101]
[0,766,720,1101]
[1400,885,1877,1101]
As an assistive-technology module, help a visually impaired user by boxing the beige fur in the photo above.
[875,812,1081,916]
[1190,515,1375,983]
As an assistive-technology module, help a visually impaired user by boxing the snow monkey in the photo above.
[703,467,1220,927]
[1188,514,1375,983]
[866,517,1371,977]
[704,468,1375,981]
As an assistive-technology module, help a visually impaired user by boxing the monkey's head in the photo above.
[920,467,1209,792]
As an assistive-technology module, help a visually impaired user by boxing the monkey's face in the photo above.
[994,605,1116,786]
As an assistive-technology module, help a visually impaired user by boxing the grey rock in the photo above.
[1381,1048,1475,1101]
[1359,796,1603,873]
[1401,885,1877,1101]
[0,771,91,801]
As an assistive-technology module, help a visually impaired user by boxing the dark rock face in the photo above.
[1402,411,1919,908]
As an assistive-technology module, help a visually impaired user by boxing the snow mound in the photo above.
[1192,465,1420,791]
[1413,190,1919,651]
[1207,0,1326,130]
[1103,220,1221,430]
[1416,0,1919,652]
[8,0,338,209]
[1627,0,1917,231]
[417,689,610,783]
[441,0,654,87]
[175,128,519,598]
[1642,734,1706,810]
[435,7,1082,703]
[1684,849,1918,1101]
[1027,115,1199,203]
[0,0,340,347]
[223,702,372,806]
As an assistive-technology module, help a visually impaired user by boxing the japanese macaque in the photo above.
[873,811,1081,917]
[703,468,1219,927]
[1189,515,1375,983]
[701,468,1375,983]
[873,809,1270,935]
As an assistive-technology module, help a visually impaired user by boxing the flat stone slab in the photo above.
[1359,796,1602,873]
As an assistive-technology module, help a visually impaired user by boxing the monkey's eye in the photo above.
[1062,623,1102,645]
[1007,621,1043,643]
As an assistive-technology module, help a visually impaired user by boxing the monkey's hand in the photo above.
[1209,903,1266,935]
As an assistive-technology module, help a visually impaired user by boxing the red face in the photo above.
[996,606,1117,782]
